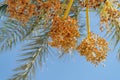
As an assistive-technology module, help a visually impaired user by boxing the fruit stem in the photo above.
[86,0,91,38]
[63,0,74,19]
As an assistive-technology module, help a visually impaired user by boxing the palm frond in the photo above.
[8,31,49,80]
[106,19,120,60]
[0,13,45,52]
[108,19,120,48]
[118,48,120,61]
[0,4,7,17]
[0,19,27,51]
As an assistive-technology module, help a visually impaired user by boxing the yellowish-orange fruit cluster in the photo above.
[100,0,120,31]
[49,16,80,52]
[37,0,61,15]
[79,0,106,8]
[7,0,37,23]
[77,32,109,65]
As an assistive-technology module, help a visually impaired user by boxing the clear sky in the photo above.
[0,0,120,80]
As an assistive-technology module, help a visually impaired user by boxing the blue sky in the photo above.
[0,0,120,80]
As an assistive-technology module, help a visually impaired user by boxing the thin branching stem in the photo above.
[63,0,74,19]
[86,0,91,38]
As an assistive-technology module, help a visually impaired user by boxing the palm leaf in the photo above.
[0,19,27,51]
[0,12,46,52]
[8,31,49,80]
[118,48,120,61]
[0,4,8,17]
[105,19,120,60]
[109,20,120,48]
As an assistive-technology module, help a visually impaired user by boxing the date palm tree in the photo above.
[0,0,120,80]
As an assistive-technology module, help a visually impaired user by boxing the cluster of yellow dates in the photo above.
[100,0,120,31]
[49,16,80,52]
[37,0,61,14]
[7,0,37,23]
[79,0,106,8]
[6,0,61,23]
[77,32,109,65]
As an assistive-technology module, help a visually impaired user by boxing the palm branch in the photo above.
[9,31,49,80]
[0,4,7,17]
